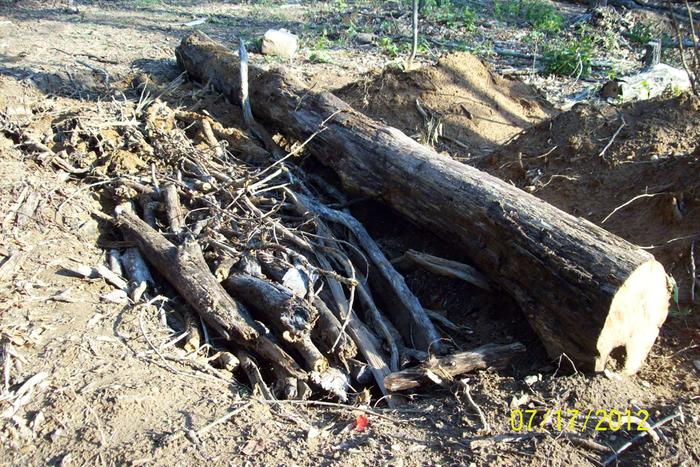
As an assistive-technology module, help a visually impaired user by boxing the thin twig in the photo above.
[407,0,419,68]
[603,408,684,466]
[264,399,402,424]
[598,114,626,161]
[601,192,667,224]
[459,379,490,433]
[667,0,698,95]
[137,300,229,385]
[691,241,697,303]
[683,0,700,92]
[196,402,253,437]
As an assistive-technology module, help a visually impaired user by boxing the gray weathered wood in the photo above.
[113,208,305,379]
[222,273,327,372]
[384,343,526,391]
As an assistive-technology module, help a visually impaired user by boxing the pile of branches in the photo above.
[101,96,523,403]
[102,98,442,403]
[1,78,523,403]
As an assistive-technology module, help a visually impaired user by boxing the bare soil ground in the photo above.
[0,1,698,466]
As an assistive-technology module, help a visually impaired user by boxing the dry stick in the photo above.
[691,241,697,303]
[201,119,224,158]
[458,379,490,433]
[222,273,328,373]
[325,247,400,372]
[15,191,40,227]
[393,249,491,291]
[601,192,668,224]
[667,0,699,95]
[194,401,253,437]
[322,252,358,353]
[311,297,358,360]
[66,263,129,291]
[467,432,537,449]
[264,399,402,424]
[2,185,29,230]
[118,202,155,303]
[163,183,185,235]
[282,192,399,371]
[315,252,394,404]
[292,192,440,352]
[0,249,31,282]
[237,350,275,400]
[407,0,419,68]
[384,343,526,391]
[137,302,229,385]
[424,309,464,333]
[237,38,287,157]
[239,38,255,128]
[598,114,626,161]
[602,408,684,466]
[161,188,205,353]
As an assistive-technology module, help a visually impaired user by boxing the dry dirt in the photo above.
[0,2,699,467]
[479,94,700,304]
[337,51,555,160]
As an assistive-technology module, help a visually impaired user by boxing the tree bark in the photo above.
[176,31,671,375]
[222,273,328,373]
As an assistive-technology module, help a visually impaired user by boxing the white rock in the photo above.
[524,374,542,385]
[509,393,530,409]
[262,28,298,60]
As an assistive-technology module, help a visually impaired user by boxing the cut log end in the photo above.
[596,260,670,375]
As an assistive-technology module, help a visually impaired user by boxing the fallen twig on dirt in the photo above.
[602,407,684,466]
[457,378,490,433]
[601,192,668,224]
[691,241,697,303]
[598,114,626,162]
[384,343,526,391]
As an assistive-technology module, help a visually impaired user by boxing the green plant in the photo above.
[332,0,348,11]
[132,0,161,7]
[493,0,521,21]
[543,36,596,78]
[471,40,494,58]
[523,0,562,34]
[422,0,477,31]
[668,276,693,317]
[379,36,400,58]
[493,0,563,34]
[462,7,477,32]
[629,21,653,45]
[309,52,334,64]
[313,29,331,50]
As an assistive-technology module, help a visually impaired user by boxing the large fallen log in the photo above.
[176,31,671,374]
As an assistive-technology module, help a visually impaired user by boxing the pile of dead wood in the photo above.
[25,31,672,404]
[89,97,526,403]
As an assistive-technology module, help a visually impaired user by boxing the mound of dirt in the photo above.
[336,52,555,159]
[478,94,700,302]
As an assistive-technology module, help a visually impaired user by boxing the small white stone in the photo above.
[524,374,540,385]
[262,29,298,60]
